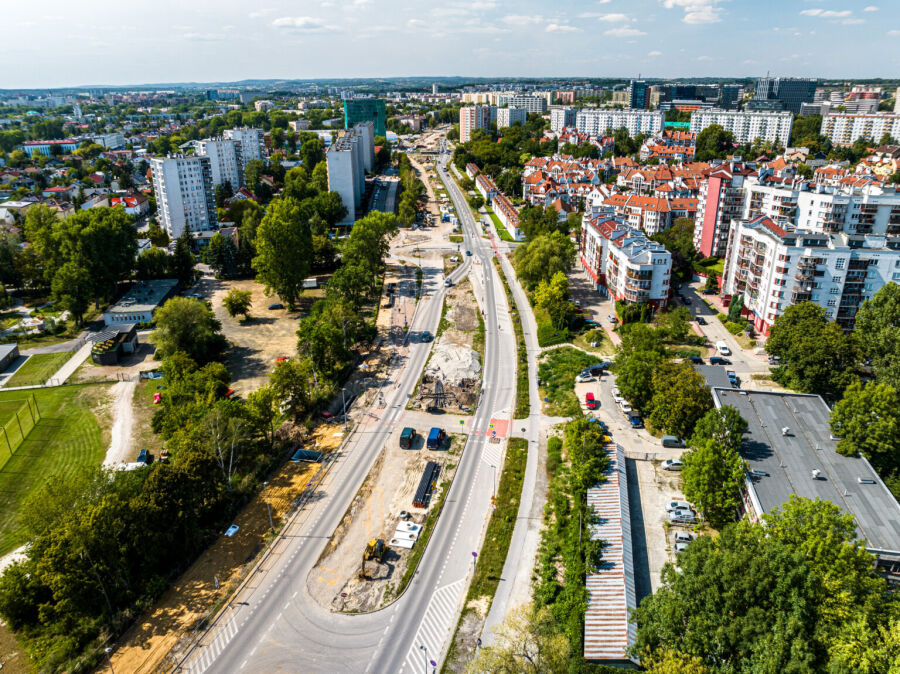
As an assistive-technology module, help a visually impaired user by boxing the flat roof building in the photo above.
[103,279,179,326]
[712,387,900,583]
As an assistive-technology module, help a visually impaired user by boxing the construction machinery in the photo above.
[359,538,386,579]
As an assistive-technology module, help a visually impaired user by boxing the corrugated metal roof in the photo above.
[584,444,638,664]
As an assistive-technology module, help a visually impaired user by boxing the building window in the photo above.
[827,299,836,306]
[830,287,840,294]
[835,258,846,269]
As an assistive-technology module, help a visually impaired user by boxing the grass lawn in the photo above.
[573,328,612,354]
[0,384,111,555]
[3,352,73,388]
[486,208,515,242]
[538,347,597,417]
[449,235,463,243]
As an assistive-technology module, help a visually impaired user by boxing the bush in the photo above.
[725,321,745,335]
[717,313,728,323]
[537,321,569,347]
[749,339,757,347]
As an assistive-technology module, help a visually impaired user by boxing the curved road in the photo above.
[180,150,518,673]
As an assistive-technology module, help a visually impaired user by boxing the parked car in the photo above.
[669,509,697,524]
[674,541,691,553]
[627,412,643,429]
[575,373,594,383]
[588,362,612,375]
[465,250,472,256]
[701,288,717,295]
[727,370,738,386]
[689,356,703,364]
[619,401,633,414]
[682,297,692,305]
[715,340,731,356]
[673,531,695,543]
[137,449,153,465]
[422,331,433,342]
[662,435,685,448]
[666,500,692,512]
[709,356,730,366]
[587,417,609,433]
[585,392,598,409]
[607,314,617,324]
[662,458,685,471]
[399,427,417,449]
[696,316,707,325]
[268,303,284,310]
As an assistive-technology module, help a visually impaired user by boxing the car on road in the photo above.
[422,331,432,342]
[666,500,692,512]
[709,356,730,366]
[669,509,697,524]
[662,435,685,448]
[662,458,685,471]
[619,401,632,414]
[585,392,597,409]
[696,316,707,325]
[727,370,738,386]
[701,288,717,295]
[465,250,472,256]
[682,297,692,305]
[715,341,731,356]
[612,388,623,403]
[627,412,643,429]
[268,303,284,310]
[575,373,594,383]
[444,278,453,287]
[607,314,617,324]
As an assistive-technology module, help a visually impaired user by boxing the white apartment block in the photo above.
[326,122,375,225]
[575,110,665,138]
[580,209,672,309]
[690,109,793,145]
[820,113,900,147]
[195,138,244,188]
[501,95,547,114]
[92,132,125,149]
[550,108,577,133]
[223,127,266,163]
[150,155,217,239]
[459,105,493,143]
[497,107,527,129]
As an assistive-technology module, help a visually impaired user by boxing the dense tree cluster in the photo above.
[396,154,426,227]
[451,115,549,178]
[512,231,575,291]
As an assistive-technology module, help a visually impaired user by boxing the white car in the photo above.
[612,388,623,404]
[662,459,685,471]
[575,373,594,383]
[669,509,697,524]
[674,541,691,553]
[620,402,633,414]
[665,500,692,512]
[673,531,694,543]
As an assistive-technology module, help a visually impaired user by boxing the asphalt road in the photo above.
[180,149,518,673]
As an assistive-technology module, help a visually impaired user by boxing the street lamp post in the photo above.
[263,481,274,532]
[341,387,348,431]
[419,644,428,674]
[104,647,115,673]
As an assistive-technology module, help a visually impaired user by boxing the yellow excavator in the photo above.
[359,538,386,579]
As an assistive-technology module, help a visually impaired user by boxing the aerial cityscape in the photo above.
[0,2,899,673]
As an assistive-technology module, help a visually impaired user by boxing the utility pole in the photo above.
[263,481,274,532]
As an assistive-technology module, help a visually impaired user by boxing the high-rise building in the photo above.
[459,106,493,142]
[689,109,793,145]
[550,108,577,133]
[497,107,527,129]
[575,109,665,137]
[628,80,648,110]
[223,127,266,163]
[754,77,817,114]
[150,155,217,239]
[326,122,375,225]
[432,83,439,95]
[195,138,244,188]
[693,161,757,258]
[502,95,547,114]
[895,88,900,114]
[820,113,900,146]
[343,99,386,137]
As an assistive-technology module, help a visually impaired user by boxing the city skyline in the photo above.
[2,0,898,89]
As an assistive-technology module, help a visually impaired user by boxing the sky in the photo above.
[1,1,899,89]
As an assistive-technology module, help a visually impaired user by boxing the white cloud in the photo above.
[353,0,372,6]
[272,16,332,31]
[888,29,900,35]
[604,26,647,36]
[864,5,879,11]
[183,32,225,41]
[648,50,663,56]
[696,55,712,61]
[800,9,852,18]
[503,15,543,25]
[661,0,722,24]
[546,23,581,32]
[248,8,276,19]
[595,13,631,22]
[407,18,424,28]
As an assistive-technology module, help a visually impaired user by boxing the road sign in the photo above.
[492,430,496,436]
[459,419,465,425]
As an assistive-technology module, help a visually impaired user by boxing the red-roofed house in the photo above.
[109,193,149,216]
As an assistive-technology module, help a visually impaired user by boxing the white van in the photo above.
[715,341,731,356]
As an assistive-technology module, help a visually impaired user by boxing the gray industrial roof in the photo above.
[713,388,900,554]
[694,364,733,389]
[106,279,178,315]
[0,344,17,360]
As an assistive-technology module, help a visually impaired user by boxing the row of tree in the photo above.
[396,154,425,227]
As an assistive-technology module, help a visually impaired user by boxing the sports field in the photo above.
[0,384,110,555]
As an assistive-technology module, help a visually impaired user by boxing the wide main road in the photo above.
[179,150,518,673]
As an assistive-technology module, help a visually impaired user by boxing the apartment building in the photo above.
[475,173,498,205]
[195,138,244,188]
[459,105,493,143]
[326,122,375,225]
[575,110,665,137]
[690,109,793,146]
[503,95,547,114]
[602,194,698,236]
[92,132,125,150]
[223,127,266,163]
[150,155,217,238]
[694,161,757,258]
[820,113,900,147]
[580,209,672,309]
[550,108,577,133]
[497,107,527,129]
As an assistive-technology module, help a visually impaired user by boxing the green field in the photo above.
[486,208,515,242]
[0,397,39,472]
[538,347,597,416]
[0,384,110,555]
[3,352,73,388]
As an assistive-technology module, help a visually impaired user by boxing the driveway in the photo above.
[568,269,621,346]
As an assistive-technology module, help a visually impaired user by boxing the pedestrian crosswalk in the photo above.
[481,441,502,469]
[401,578,464,673]
[189,613,240,673]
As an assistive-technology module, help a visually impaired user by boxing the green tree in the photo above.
[726,293,744,323]
[648,362,712,439]
[830,380,900,477]
[50,262,92,327]
[651,218,698,281]
[245,385,280,449]
[513,231,574,290]
[656,307,691,343]
[465,603,570,674]
[694,124,736,162]
[854,282,900,388]
[310,161,329,194]
[222,288,252,320]
[149,297,227,364]
[135,247,172,280]
[252,197,313,309]
[270,356,318,416]
[690,405,748,453]
[533,271,574,330]
[170,229,195,285]
[681,437,745,528]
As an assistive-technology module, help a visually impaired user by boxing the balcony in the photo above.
[626,280,653,291]
[794,270,815,282]
[791,291,812,303]
[625,270,652,280]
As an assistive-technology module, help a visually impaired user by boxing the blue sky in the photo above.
[1,1,898,88]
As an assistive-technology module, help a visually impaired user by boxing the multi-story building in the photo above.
[550,108,577,133]
[694,161,757,258]
[820,113,900,147]
[343,99,386,137]
[690,109,793,146]
[492,193,523,240]
[475,173,498,205]
[754,77,817,114]
[254,100,274,112]
[602,194,698,236]
[223,127,266,163]
[459,105,493,143]
[575,109,665,137]
[580,209,672,309]
[503,95,547,114]
[195,138,244,188]
[628,80,648,110]
[150,155,217,238]
[496,107,527,129]
[895,88,900,114]
[325,122,375,225]
[92,132,125,150]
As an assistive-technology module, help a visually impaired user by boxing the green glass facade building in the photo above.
[343,99,386,137]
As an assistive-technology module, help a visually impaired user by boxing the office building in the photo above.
[326,122,375,225]
[820,113,900,147]
[459,105,493,143]
[194,139,244,188]
[690,109,793,146]
[343,99,386,137]
[550,108,577,133]
[223,128,266,163]
[628,80,648,110]
[150,155,218,238]
[755,77,817,114]
[496,107,527,129]
[575,109,665,137]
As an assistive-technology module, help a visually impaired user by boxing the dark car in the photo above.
[682,297,692,305]
[465,250,472,256]
[696,316,707,325]
[422,331,433,342]
[689,356,704,364]
[709,356,731,366]
[701,288,717,295]
[268,303,284,310]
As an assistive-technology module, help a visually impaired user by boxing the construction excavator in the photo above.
[358,538,386,579]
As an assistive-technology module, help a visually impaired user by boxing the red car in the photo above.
[585,392,597,409]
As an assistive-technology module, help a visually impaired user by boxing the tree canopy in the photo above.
[252,197,313,309]
[149,296,227,364]
[854,282,900,389]
[513,231,575,291]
